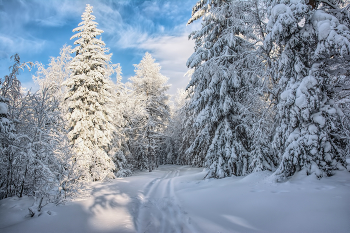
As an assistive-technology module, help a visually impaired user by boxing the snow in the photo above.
[318,21,331,41]
[295,93,306,108]
[312,112,326,127]
[312,10,337,28]
[271,4,288,19]
[0,102,8,114]
[280,89,291,100]
[1,165,349,233]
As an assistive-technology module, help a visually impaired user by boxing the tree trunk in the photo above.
[308,0,316,9]
[19,165,28,198]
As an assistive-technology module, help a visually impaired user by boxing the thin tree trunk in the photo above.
[20,165,28,198]
[6,151,12,198]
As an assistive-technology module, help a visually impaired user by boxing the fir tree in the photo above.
[63,4,115,181]
[186,0,271,178]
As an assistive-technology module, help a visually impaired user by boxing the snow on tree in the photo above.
[128,52,170,172]
[0,49,80,205]
[21,90,66,209]
[158,95,185,166]
[32,46,87,202]
[0,96,20,199]
[161,89,188,165]
[0,55,36,200]
[265,0,350,180]
[122,84,148,171]
[108,68,133,177]
[34,45,72,106]
[0,54,33,120]
[63,4,115,181]
[186,0,273,178]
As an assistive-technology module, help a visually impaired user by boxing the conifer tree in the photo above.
[265,0,350,180]
[63,4,115,181]
[186,0,271,178]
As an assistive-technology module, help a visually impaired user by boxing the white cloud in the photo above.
[0,35,46,58]
[115,28,150,49]
[36,17,66,27]
[141,1,161,15]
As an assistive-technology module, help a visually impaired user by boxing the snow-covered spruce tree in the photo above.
[129,53,170,172]
[327,2,350,169]
[178,83,203,166]
[186,0,273,178]
[63,4,115,181]
[265,0,350,180]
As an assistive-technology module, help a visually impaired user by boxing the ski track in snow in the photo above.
[136,167,196,233]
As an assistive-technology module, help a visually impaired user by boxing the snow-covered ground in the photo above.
[1,165,349,233]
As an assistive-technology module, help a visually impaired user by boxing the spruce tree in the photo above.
[63,4,115,181]
[186,0,271,178]
[265,0,350,180]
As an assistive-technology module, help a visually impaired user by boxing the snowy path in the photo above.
[1,165,349,233]
[136,167,197,233]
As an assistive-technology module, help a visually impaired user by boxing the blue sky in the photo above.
[0,0,200,96]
